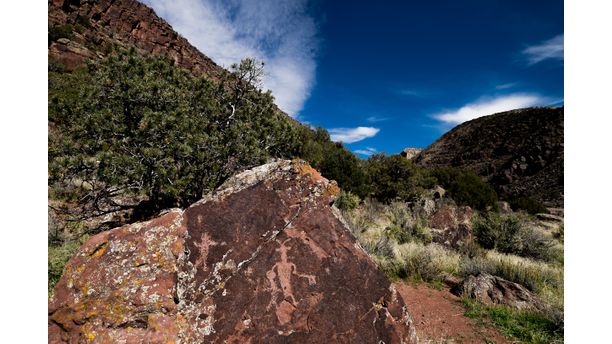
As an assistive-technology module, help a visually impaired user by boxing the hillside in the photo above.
[48,0,224,78]
[414,107,564,206]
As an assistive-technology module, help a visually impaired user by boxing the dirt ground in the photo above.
[395,282,512,344]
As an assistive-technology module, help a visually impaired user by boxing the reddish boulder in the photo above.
[428,205,474,248]
[49,160,418,343]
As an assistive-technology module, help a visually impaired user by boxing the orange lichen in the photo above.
[89,242,108,258]
[292,160,325,183]
[291,160,340,197]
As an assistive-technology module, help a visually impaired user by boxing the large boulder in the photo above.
[49,160,418,343]
[454,273,545,312]
[427,205,474,248]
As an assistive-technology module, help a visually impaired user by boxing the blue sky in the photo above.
[143,0,563,156]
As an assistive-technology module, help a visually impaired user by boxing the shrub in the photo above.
[385,202,432,244]
[508,196,549,215]
[300,127,369,198]
[76,15,91,28]
[458,240,487,258]
[48,24,73,44]
[429,167,498,211]
[473,212,554,261]
[49,52,303,218]
[334,190,360,211]
[367,154,435,202]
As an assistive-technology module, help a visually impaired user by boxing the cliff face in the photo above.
[48,160,418,343]
[48,0,224,78]
[415,107,564,206]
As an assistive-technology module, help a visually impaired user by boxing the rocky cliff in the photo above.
[414,107,564,206]
[48,0,224,78]
[49,160,418,343]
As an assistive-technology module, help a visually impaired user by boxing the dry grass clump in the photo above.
[393,242,461,281]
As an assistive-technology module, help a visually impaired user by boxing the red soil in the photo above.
[395,283,511,344]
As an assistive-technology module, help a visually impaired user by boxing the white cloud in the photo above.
[398,88,432,98]
[354,147,378,156]
[522,34,564,65]
[495,82,517,90]
[142,0,318,117]
[433,94,544,125]
[329,127,380,143]
[366,116,390,123]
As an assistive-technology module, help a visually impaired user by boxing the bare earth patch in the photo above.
[395,282,512,344]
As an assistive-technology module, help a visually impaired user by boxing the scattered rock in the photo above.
[536,213,563,222]
[454,273,545,312]
[547,207,564,217]
[498,201,512,214]
[427,205,474,248]
[428,185,446,200]
[49,160,418,343]
[400,148,423,160]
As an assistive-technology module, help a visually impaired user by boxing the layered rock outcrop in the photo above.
[49,160,418,343]
[400,148,423,160]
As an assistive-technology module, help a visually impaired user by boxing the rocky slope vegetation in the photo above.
[414,107,564,206]
[49,160,418,343]
[48,0,223,78]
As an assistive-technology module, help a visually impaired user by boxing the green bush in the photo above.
[76,15,91,28]
[458,240,486,258]
[48,24,73,44]
[334,190,360,211]
[299,127,369,198]
[429,167,498,211]
[473,212,554,261]
[49,52,302,217]
[385,202,432,244]
[508,196,549,214]
[367,154,436,202]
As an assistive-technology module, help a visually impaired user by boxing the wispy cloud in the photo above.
[432,94,544,125]
[495,82,517,90]
[398,88,432,98]
[522,34,564,65]
[142,0,318,117]
[366,116,391,123]
[329,127,380,143]
[354,147,378,156]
